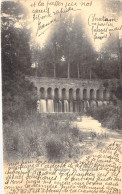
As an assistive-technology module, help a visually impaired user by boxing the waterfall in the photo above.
[54,100,59,112]
[87,101,90,108]
[64,100,69,112]
[40,99,47,113]
[38,98,111,114]
[80,101,84,112]
[74,101,80,112]
[97,101,103,107]
[90,100,97,108]
[58,100,62,112]
[103,101,108,106]
[69,101,73,112]
[74,101,77,112]
[84,100,90,111]
[47,99,54,113]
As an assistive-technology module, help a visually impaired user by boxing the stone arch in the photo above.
[83,89,87,100]
[69,88,73,100]
[90,89,95,100]
[47,87,52,99]
[40,87,45,99]
[54,88,59,100]
[62,88,66,100]
[103,90,107,100]
[96,89,100,100]
[76,88,80,100]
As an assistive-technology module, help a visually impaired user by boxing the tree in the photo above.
[1,1,36,122]
[37,13,96,79]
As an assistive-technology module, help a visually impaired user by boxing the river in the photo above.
[70,116,122,155]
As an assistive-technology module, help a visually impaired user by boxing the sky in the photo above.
[2,0,121,52]
[18,0,122,52]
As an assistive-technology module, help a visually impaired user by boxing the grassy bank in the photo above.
[4,104,120,162]
[4,112,110,162]
[3,113,83,162]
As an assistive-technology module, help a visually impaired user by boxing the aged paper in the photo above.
[3,142,122,193]
[1,0,122,193]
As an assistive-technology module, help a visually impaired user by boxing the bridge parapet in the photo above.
[27,76,111,101]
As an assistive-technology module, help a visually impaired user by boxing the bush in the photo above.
[86,104,121,130]
[3,113,82,162]
[45,136,64,161]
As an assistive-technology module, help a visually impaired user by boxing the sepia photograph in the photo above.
[1,0,122,193]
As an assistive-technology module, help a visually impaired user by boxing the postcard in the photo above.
[1,0,122,193]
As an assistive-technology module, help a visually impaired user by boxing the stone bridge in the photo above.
[28,77,112,113]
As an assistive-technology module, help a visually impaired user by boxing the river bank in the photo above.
[3,104,122,162]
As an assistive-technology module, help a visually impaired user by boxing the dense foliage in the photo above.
[35,13,121,80]
[2,1,37,122]
[87,104,122,130]
[4,113,110,162]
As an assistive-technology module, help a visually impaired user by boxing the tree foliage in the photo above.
[36,13,120,80]
[2,1,36,122]
[36,13,96,78]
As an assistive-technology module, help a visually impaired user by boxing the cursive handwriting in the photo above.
[30,0,93,37]
[88,14,120,41]
[4,142,122,193]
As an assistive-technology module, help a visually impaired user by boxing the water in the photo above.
[64,100,69,112]
[84,100,90,111]
[90,100,97,108]
[38,99,113,113]
[97,101,103,107]
[80,101,84,112]
[47,99,54,113]
[69,101,73,112]
[40,99,47,113]
[54,101,59,112]
[73,116,103,132]
[103,101,108,106]
[58,100,62,112]
[71,116,122,143]
[75,101,80,112]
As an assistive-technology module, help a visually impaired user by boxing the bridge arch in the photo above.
[40,87,45,99]
[47,87,52,99]
[96,89,101,100]
[62,88,66,100]
[90,89,95,100]
[76,88,80,100]
[83,89,87,100]
[29,77,113,113]
[54,88,59,100]
[69,88,73,100]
